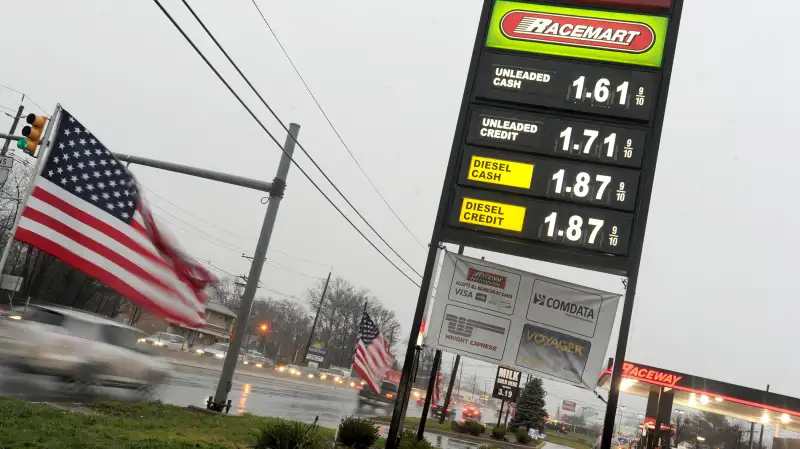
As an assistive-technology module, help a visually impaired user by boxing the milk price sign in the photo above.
[493,367,522,401]
[432,0,681,276]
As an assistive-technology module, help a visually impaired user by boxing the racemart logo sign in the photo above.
[501,12,655,54]
[467,268,507,289]
[486,1,669,68]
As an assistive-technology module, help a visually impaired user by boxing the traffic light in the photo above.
[17,114,48,156]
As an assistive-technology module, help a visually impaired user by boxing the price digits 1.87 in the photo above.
[571,76,645,107]
[543,212,619,248]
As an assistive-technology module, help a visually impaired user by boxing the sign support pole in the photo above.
[497,401,505,428]
[300,271,332,364]
[417,349,442,439]
[600,1,685,447]
[439,354,460,424]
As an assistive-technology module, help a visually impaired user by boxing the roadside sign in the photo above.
[493,366,521,401]
[432,0,683,276]
[306,353,324,363]
[0,156,14,189]
[425,252,620,389]
[562,400,577,412]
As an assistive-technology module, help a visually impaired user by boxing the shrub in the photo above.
[450,420,465,433]
[490,426,507,439]
[337,416,379,449]
[463,419,485,436]
[515,428,533,445]
[398,430,434,449]
[254,420,325,449]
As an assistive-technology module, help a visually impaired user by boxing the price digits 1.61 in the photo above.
[558,126,635,160]
[571,76,646,108]
[544,212,620,248]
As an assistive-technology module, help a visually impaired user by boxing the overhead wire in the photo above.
[150,0,421,288]
[140,184,334,269]
[0,84,49,114]
[175,0,422,278]
[247,0,426,251]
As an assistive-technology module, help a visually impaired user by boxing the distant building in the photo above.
[131,300,237,348]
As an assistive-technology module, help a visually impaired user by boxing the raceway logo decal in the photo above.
[466,267,507,289]
[500,11,655,54]
[485,1,669,68]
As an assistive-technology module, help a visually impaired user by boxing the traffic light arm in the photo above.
[0,133,23,142]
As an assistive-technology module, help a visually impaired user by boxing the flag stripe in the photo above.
[353,312,394,395]
[15,226,201,325]
[22,188,200,312]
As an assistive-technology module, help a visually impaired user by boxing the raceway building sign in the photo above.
[425,252,620,389]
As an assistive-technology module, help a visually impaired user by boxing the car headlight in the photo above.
[153,341,164,347]
[278,366,286,372]
[137,338,145,343]
[243,361,249,365]
[320,374,327,380]
[215,354,223,359]
[255,363,263,368]
[195,349,203,354]
[308,374,314,378]
[334,376,341,382]
[350,381,356,387]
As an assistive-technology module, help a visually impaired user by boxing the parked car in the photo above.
[357,380,398,415]
[139,332,185,351]
[0,305,169,397]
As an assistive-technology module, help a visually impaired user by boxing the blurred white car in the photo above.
[0,305,169,396]
[201,342,229,359]
[139,332,185,351]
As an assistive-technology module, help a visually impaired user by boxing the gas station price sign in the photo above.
[432,0,682,275]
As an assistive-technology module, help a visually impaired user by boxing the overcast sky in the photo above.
[2,0,798,422]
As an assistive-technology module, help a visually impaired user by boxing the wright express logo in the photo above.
[485,1,669,68]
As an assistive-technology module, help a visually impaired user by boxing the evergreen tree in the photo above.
[510,377,548,431]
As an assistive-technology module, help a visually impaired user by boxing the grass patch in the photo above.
[543,433,593,449]
[370,415,453,433]
[0,397,335,448]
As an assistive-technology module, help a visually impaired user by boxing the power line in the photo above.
[0,84,48,115]
[141,184,333,269]
[175,0,422,279]
[148,201,250,253]
[151,0,421,288]
[140,184,252,240]
[248,0,426,251]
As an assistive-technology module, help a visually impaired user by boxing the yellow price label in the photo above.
[459,197,526,232]
[467,156,534,189]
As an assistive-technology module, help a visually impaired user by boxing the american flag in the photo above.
[14,108,215,327]
[353,312,394,394]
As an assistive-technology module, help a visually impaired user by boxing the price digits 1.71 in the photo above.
[571,76,645,107]
[558,126,634,160]
[544,212,619,247]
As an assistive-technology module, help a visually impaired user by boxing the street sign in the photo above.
[306,353,324,362]
[0,156,14,189]
[432,0,682,276]
[493,366,521,401]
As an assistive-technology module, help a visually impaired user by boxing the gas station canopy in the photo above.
[598,362,800,433]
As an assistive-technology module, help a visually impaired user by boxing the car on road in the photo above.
[431,400,456,419]
[201,343,229,359]
[462,404,483,421]
[300,366,319,379]
[357,380,398,415]
[0,305,169,397]
[281,364,304,376]
[139,332,185,351]
[415,393,427,406]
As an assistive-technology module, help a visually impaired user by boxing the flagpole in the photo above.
[0,104,63,281]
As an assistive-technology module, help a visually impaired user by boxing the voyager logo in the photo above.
[500,11,656,54]
[466,268,507,289]
[533,293,595,322]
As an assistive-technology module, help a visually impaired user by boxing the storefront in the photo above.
[598,361,800,449]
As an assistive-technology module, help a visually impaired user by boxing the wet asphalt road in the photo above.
[0,363,496,429]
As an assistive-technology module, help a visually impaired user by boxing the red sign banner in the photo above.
[551,0,671,10]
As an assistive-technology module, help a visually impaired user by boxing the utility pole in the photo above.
[208,123,300,412]
[2,104,24,155]
[758,385,769,449]
[299,271,331,364]
[439,354,460,424]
